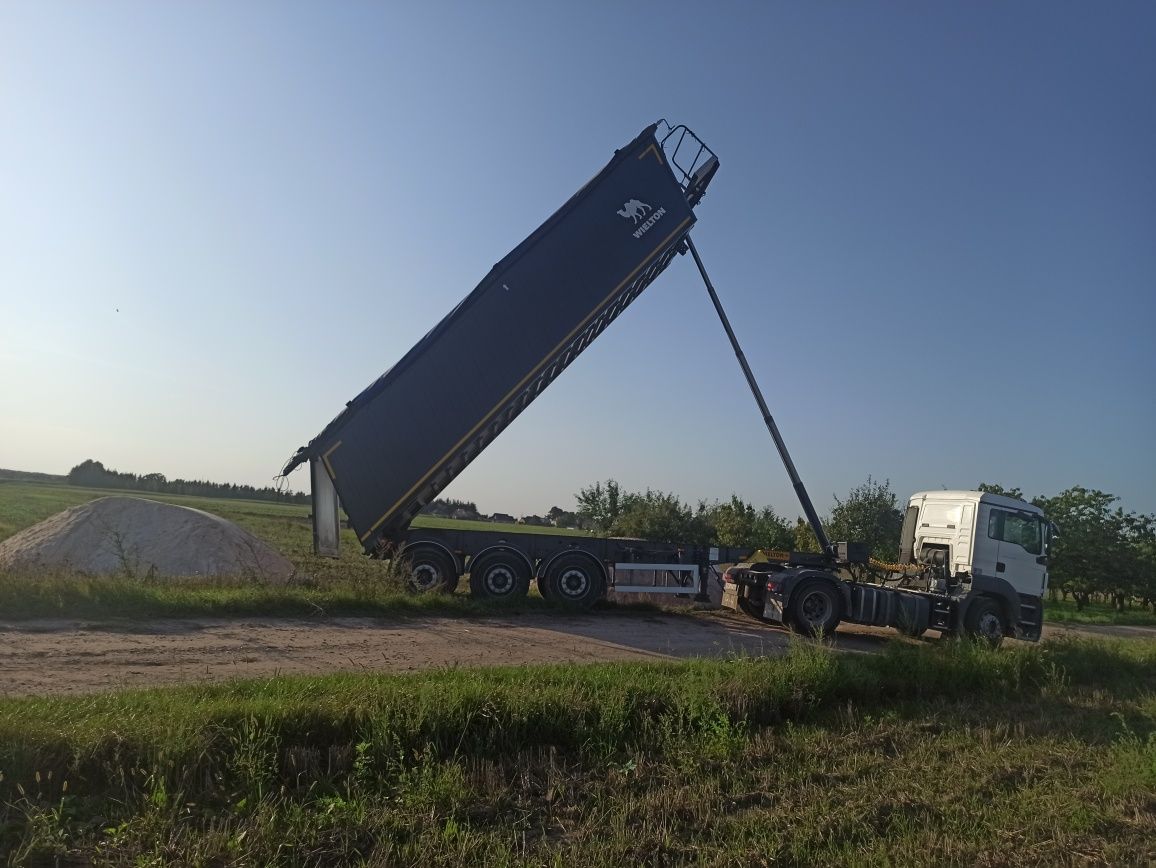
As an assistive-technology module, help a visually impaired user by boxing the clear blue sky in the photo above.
[2,2,1154,520]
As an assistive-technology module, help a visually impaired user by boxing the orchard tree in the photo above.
[1034,487,1131,610]
[825,477,904,561]
[574,479,622,534]
[977,482,1027,502]
[710,496,794,551]
[794,517,820,553]
[1134,521,1156,611]
[612,489,712,545]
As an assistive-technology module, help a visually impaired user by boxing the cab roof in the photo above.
[908,490,1044,515]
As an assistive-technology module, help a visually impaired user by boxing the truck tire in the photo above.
[737,593,769,622]
[402,545,459,594]
[788,579,842,638]
[542,553,605,610]
[964,597,1006,648]
[469,552,531,601]
[535,574,552,601]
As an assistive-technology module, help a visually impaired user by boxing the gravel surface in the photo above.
[1,610,1148,697]
[0,496,296,582]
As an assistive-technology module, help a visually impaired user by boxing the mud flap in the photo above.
[762,595,785,624]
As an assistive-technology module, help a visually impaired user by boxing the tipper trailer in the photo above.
[282,123,743,607]
[283,121,1051,644]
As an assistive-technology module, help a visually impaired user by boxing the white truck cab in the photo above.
[902,491,1050,599]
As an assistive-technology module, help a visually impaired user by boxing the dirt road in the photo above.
[1,613,1149,697]
[0,612,883,696]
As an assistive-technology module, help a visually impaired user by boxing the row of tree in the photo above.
[574,479,796,551]
[66,459,310,504]
[419,499,591,530]
[574,476,905,557]
[575,477,1156,611]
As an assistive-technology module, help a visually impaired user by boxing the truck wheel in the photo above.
[402,546,459,594]
[542,554,605,610]
[737,593,769,622]
[469,552,531,601]
[964,597,1006,648]
[788,580,842,638]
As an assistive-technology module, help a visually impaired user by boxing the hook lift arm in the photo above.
[684,235,834,558]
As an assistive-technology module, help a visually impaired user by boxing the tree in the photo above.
[421,498,480,519]
[1119,512,1156,611]
[794,517,820,553]
[978,482,1026,501]
[612,489,712,545]
[1134,520,1156,611]
[1034,487,1133,610]
[140,472,167,492]
[825,476,903,561]
[550,510,581,529]
[710,495,793,551]
[574,479,622,533]
[67,459,108,487]
[66,459,308,504]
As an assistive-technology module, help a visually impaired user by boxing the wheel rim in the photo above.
[558,567,589,599]
[411,562,441,592]
[799,590,832,628]
[483,564,515,596]
[977,610,1003,641]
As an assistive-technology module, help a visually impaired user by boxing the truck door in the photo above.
[986,508,1048,596]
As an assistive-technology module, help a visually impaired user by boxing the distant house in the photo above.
[518,514,549,527]
[490,512,516,524]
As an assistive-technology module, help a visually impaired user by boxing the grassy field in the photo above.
[0,481,599,621]
[0,636,1152,864]
[2,480,1153,629]
[0,480,592,548]
[1045,595,1156,627]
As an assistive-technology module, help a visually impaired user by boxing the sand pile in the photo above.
[0,496,296,582]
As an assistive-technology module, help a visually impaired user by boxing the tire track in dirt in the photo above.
[0,613,1144,696]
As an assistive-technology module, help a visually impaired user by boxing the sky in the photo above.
[2,2,1154,521]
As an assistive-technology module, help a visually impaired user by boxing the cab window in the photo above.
[987,509,1042,555]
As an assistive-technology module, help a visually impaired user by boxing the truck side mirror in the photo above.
[1035,555,1048,566]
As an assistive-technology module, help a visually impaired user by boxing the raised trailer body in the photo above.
[285,124,717,557]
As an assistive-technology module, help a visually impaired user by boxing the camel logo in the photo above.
[619,198,667,240]
[617,199,652,224]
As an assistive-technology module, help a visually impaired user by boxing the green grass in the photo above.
[1045,595,1156,627]
[0,636,1153,865]
[0,480,590,549]
[4,480,1154,632]
[0,481,603,621]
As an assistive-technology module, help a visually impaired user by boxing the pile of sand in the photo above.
[0,496,296,583]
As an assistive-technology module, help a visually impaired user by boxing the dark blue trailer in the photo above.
[282,123,733,606]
